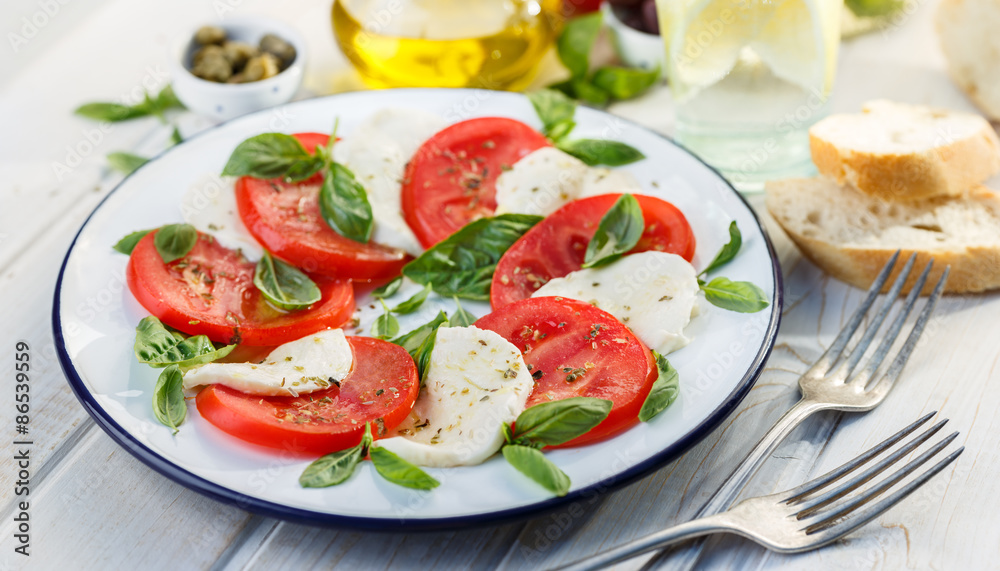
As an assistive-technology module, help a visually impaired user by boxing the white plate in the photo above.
[53,89,782,529]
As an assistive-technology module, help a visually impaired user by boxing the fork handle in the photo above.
[639,397,828,571]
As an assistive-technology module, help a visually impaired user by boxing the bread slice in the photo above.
[937,0,1000,122]
[765,177,1000,294]
[809,100,1000,202]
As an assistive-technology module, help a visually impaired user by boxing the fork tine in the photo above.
[834,254,918,378]
[804,447,963,548]
[792,420,950,516]
[783,412,936,501]
[806,251,901,377]
[848,260,933,387]
[802,432,960,533]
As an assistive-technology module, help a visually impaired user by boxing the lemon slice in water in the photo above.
[752,0,839,94]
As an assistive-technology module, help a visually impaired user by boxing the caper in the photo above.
[191,50,232,82]
[259,33,296,69]
[221,41,258,72]
[239,53,281,82]
[194,25,226,46]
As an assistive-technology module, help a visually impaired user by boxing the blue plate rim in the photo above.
[52,88,783,531]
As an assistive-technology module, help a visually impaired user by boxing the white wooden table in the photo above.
[2,1,997,569]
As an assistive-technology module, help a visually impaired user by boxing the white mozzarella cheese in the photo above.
[578,167,644,198]
[181,173,263,260]
[182,329,353,396]
[335,108,447,256]
[532,252,701,355]
[374,326,533,467]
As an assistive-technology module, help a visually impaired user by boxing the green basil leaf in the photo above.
[370,301,400,339]
[391,311,449,357]
[112,229,153,255]
[319,163,374,243]
[502,445,571,496]
[284,155,324,182]
[152,365,187,434]
[513,397,613,447]
[413,326,439,382]
[221,133,314,179]
[253,251,322,311]
[502,422,517,446]
[639,351,680,422]
[369,446,440,490]
[402,214,543,300]
[74,102,150,122]
[701,277,770,313]
[392,284,432,314]
[134,316,235,368]
[527,89,577,141]
[372,276,403,299]
[449,297,476,327]
[583,194,644,268]
[170,125,184,145]
[570,78,611,106]
[154,84,184,111]
[700,221,742,276]
[154,224,198,264]
[107,152,149,175]
[299,444,364,488]
[592,66,661,100]
[557,138,645,166]
[557,12,603,79]
[845,0,903,16]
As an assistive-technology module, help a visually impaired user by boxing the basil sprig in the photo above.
[134,316,235,369]
[639,352,680,422]
[372,276,403,299]
[75,85,183,123]
[369,447,441,490]
[391,311,449,381]
[583,194,643,268]
[500,397,612,496]
[107,152,149,175]
[152,365,187,435]
[700,221,742,277]
[402,214,543,300]
[696,221,769,313]
[112,229,153,255]
[254,251,322,311]
[154,224,198,264]
[370,300,400,340]
[527,89,645,167]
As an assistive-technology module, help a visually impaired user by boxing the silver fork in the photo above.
[637,252,950,570]
[557,413,963,570]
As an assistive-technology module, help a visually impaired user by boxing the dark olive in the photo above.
[641,0,660,34]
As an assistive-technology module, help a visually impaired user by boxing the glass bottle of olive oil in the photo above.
[332,0,563,90]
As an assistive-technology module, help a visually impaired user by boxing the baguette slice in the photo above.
[937,0,1000,122]
[809,100,1000,201]
[765,177,1000,294]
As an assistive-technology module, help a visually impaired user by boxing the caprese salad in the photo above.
[114,90,768,497]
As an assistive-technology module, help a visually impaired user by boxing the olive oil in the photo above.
[333,0,563,90]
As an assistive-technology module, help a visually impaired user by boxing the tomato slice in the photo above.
[490,194,696,309]
[126,230,354,346]
[475,296,656,447]
[235,132,410,282]
[401,117,551,247]
[196,336,420,455]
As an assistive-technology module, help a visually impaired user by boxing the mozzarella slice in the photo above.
[182,329,353,396]
[578,167,644,198]
[532,252,701,355]
[334,108,447,256]
[181,173,263,260]
[374,326,533,467]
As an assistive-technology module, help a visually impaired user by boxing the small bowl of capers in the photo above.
[170,16,306,121]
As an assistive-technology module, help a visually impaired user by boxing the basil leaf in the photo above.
[449,297,476,328]
[154,224,198,264]
[370,301,400,340]
[74,102,150,122]
[592,66,661,100]
[152,365,187,434]
[700,221,742,276]
[154,84,184,111]
[527,89,577,141]
[319,163,375,243]
[502,445,571,496]
[284,155,324,182]
[413,326,439,381]
[369,446,440,490]
[134,316,235,368]
[253,251,322,311]
[639,352,680,422]
[513,397,613,447]
[373,276,403,299]
[221,133,314,179]
[170,125,184,145]
[557,138,645,166]
[402,214,543,300]
[701,277,770,313]
[502,422,517,446]
[392,284,432,314]
[583,194,644,268]
[299,444,364,488]
[557,12,603,79]
[107,152,149,175]
[391,311,449,357]
[571,78,611,106]
[112,229,153,255]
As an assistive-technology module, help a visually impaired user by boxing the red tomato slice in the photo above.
[235,132,410,282]
[475,296,656,447]
[490,194,696,309]
[126,230,354,346]
[196,336,420,455]
[401,117,551,247]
